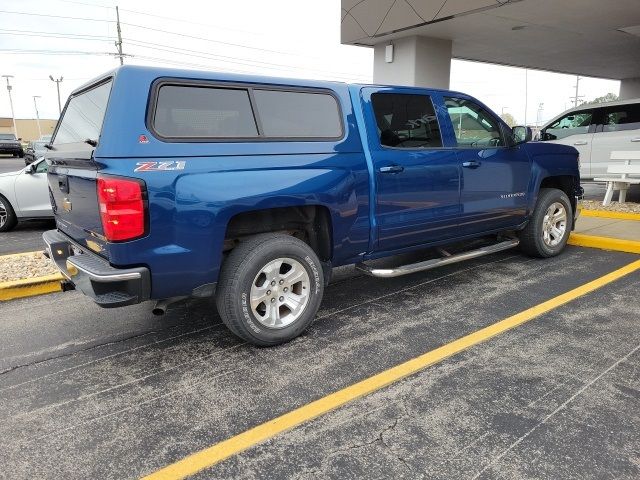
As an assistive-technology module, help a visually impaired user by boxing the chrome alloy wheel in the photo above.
[542,202,567,247]
[0,201,6,228]
[250,257,311,329]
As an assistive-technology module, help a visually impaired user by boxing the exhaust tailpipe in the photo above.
[152,296,188,316]
[60,280,75,292]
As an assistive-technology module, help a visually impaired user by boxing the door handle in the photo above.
[379,165,404,174]
[462,160,481,168]
[573,141,588,146]
[631,138,640,142]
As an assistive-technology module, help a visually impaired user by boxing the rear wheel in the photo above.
[519,188,572,258]
[215,233,324,346]
[0,195,18,232]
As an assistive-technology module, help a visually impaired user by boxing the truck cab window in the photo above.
[445,97,505,147]
[371,93,443,148]
[542,110,594,140]
[602,104,640,132]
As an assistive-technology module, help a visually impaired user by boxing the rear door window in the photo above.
[54,80,112,145]
[601,104,640,132]
[153,85,258,138]
[370,93,443,148]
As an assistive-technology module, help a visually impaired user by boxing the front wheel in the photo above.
[0,195,18,232]
[215,233,324,346]
[519,188,572,258]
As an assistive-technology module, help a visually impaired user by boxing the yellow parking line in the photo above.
[579,209,640,221]
[141,259,640,480]
[568,233,640,254]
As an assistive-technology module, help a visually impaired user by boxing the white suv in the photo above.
[539,98,640,179]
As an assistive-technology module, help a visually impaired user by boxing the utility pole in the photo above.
[571,75,584,107]
[33,96,42,138]
[115,6,124,65]
[49,75,63,115]
[2,75,18,138]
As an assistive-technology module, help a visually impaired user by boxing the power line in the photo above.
[0,7,360,65]
[0,48,114,56]
[0,46,368,82]
[0,31,115,42]
[124,38,370,81]
[120,21,319,58]
[0,8,306,58]
[0,28,114,39]
[0,8,371,81]
[0,9,113,23]
[58,0,274,37]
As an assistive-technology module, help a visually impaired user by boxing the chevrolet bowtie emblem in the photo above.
[62,198,72,212]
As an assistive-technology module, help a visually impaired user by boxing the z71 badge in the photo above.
[134,161,186,172]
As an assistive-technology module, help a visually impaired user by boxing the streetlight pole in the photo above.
[49,75,63,115]
[2,75,18,138]
[536,102,544,126]
[33,95,42,138]
[523,68,528,127]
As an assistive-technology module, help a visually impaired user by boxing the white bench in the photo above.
[594,151,640,206]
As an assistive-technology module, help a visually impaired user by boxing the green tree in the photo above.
[500,112,517,127]
[581,93,619,105]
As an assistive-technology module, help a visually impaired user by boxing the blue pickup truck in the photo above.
[43,66,581,346]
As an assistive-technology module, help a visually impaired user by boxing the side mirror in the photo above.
[512,126,532,144]
[25,163,35,174]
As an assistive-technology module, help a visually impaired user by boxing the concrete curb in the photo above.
[580,209,640,221]
[0,251,64,301]
[0,273,64,301]
[0,250,44,260]
[568,233,640,254]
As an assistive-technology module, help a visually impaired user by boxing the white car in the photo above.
[539,98,640,179]
[0,157,53,232]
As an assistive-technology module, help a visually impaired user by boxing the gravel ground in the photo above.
[579,199,640,214]
[0,252,60,283]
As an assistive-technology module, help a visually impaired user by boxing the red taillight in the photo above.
[97,176,147,242]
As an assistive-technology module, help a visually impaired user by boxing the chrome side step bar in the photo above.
[355,239,520,278]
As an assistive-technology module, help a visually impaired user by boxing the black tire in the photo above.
[0,195,18,232]
[215,233,324,346]
[519,188,572,258]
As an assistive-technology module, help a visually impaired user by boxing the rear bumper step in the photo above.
[355,239,520,278]
[43,229,151,308]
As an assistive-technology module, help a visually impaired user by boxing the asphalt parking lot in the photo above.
[0,156,26,175]
[1,246,639,479]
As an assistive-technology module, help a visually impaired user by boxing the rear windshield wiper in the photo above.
[85,139,98,147]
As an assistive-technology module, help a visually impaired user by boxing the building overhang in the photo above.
[341,0,640,80]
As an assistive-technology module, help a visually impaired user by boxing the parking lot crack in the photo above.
[0,329,164,377]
